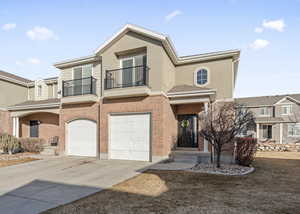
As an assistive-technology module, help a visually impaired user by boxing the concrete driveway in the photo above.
[0,156,153,214]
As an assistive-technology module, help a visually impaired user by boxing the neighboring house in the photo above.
[0,70,59,140]
[0,70,32,134]
[0,24,240,161]
[236,94,300,144]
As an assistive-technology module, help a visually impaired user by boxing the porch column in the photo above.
[12,117,19,138]
[279,123,283,144]
[256,123,259,140]
[203,102,209,152]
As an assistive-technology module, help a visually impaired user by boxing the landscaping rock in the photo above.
[190,163,254,176]
[257,143,300,152]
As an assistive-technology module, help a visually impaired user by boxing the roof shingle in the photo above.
[0,70,32,84]
[168,85,212,93]
[11,98,60,107]
[235,93,300,106]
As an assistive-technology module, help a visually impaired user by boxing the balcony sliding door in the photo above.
[73,65,92,95]
[121,59,133,87]
[120,55,147,87]
[73,67,83,95]
[135,55,147,86]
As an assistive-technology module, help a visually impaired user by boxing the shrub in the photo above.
[0,133,20,154]
[235,137,257,166]
[19,138,45,153]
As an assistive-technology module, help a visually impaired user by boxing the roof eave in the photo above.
[7,103,60,111]
[54,55,100,69]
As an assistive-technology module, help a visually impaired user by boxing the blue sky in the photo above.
[1,0,300,97]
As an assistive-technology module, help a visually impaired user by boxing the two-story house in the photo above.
[1,24,240,161]
[236,94,300,144]
[0,71,59,141]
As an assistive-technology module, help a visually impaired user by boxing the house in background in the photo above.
[236,94,300,144]
[0,70,59,141]
[0,24,240,161]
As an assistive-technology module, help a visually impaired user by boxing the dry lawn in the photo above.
[44,152,300,214]
[0,157,38,168]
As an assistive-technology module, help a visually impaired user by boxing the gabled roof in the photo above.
[236,93,300,107]
[0,70,32,86]
[94,24,240,66]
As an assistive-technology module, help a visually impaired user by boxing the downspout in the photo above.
[98,56,103,159]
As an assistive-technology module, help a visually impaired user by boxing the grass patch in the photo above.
[43,152,300,214]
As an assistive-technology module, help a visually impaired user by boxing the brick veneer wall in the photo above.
[59,102,100,155]
[20,112,60,143]
[0,110,12,134]
[100,95,178,158]
[57,96,209,157]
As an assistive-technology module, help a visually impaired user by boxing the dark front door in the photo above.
[177,114,198,148]
[30,120,39,138]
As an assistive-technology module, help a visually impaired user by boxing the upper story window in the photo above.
[37,85,42,97]
[288,123,300,137]
[119,54,147,86]
[73,64,92,80]
[195,68,208,86]
[282,105,292,115]
[259,107,270,116]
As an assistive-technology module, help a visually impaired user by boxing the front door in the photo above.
[177,114,198,148]
[29,120,39,138]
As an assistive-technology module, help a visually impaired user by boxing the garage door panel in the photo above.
[67,119,97,157]
[110,114,150,161]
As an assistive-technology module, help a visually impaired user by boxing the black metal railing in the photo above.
[62,77,96,97]
[104,65,149,90]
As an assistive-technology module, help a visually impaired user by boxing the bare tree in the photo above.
[198,102,255,168]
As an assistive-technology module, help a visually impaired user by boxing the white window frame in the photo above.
[71,64,94,95]
[194,67,209,87]
[72,64,93,80]
[119,54,146,85]
[282,104,292,115]
[259,107,270,116]
[288,123,300,137]
[37,85,42,97]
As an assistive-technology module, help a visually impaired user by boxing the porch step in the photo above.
[171,150,211,164]
[40,146,57,156]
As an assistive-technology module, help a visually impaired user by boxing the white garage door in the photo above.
[67,119,97,157]
[109,114,150,161]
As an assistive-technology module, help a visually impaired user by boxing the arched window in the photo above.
[196,69,208,85]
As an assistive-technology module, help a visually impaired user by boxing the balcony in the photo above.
[104,65,150,99]
[61,77,98,104]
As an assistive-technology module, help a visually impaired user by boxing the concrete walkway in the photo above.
[0,156,153,214]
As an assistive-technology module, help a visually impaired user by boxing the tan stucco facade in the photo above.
[0,79,28,108]
[175,58,234,99]
[2,25,240,160]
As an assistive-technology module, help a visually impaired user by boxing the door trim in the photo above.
[177,114,198,148]
[65,118,98,157]
[108,112,152,162]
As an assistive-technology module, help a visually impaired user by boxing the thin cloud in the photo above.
[249,39,270,50]
[15,61,23,66]
[254,27,263,33]
[2,23,16,31]
[26,26,58,40]
[262,19,285,32]
[165,10,182,22]
[27,58,41,64]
